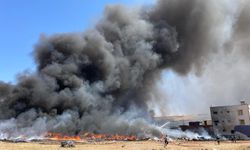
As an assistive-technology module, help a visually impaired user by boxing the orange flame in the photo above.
[46,132,81,141]
[45,132,137,141]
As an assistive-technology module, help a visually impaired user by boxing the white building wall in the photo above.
[210,103,250,135]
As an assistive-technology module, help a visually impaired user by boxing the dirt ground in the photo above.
[1,140,250,150]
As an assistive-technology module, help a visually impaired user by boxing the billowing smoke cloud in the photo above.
[155,0,250,115]
[0,0,249,138]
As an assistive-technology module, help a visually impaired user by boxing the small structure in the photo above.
[154,114,211,128]
[179,121,213,137]
[61,141,75,148]
[210,101,250,137]
[234,125,250,138]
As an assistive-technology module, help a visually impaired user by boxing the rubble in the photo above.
[61,141,75,148]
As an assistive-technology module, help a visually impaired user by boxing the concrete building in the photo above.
[210,101,250,136]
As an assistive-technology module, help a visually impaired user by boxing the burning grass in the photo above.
[45,132,137,141]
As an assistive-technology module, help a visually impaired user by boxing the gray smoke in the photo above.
[0,0,249,138]
[155,0,250,115]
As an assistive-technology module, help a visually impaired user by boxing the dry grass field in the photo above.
[1,140,250,150]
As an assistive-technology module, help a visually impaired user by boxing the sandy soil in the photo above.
[1,140,250,150]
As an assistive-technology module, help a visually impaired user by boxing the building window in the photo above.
[227,111,230,113]
[238,110,243,115]
[239,119,245,125]
[213,111,218,114]
[214,120,219,126]
[223,128,226,132]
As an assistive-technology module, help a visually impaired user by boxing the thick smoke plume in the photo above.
[0,0,249,138]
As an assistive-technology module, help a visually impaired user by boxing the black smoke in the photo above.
[0,0,249,138]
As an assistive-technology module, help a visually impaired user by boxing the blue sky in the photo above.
[0,0,154,83]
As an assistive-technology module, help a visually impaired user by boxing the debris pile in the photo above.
[61,141,75,148]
